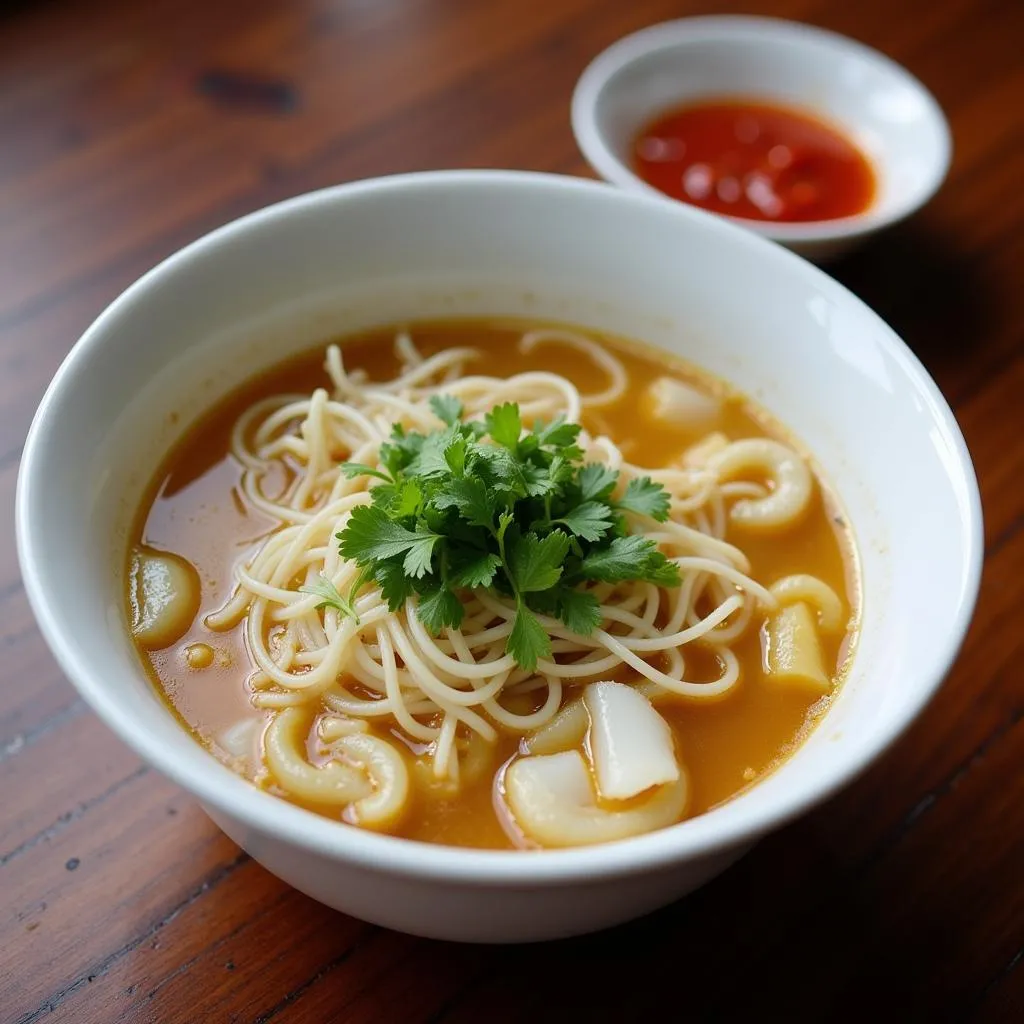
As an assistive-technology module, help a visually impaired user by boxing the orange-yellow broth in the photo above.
[132,320,858,849]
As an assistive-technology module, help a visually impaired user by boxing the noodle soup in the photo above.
[130,321,858,850]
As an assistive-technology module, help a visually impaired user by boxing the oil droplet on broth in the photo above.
[184,642,215,669]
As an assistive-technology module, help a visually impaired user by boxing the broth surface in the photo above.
[134,320,858,849]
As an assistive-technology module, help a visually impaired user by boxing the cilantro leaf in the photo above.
[429,394,463,426]
[578,463,619,501]
[339,504,440,579]
[390,479,423,518]
[522,453,574,499]
[448,552,502,590]
[373,560,415,611]
[638,551,682,586]
[617,476,671,521]
[298,573,360,623]
[578,535,662,582]
[506,599,551,672]
[495,509,515,547]
[368,482,399,508]
[470,443,526,494]
[444,433,468,476]
[431,477,493,529]
[405,425,463,478]
[417,584,465,634]
[553,500,614,542]
[506,530,569,593]
[555,586,602,635]
[402,537,440,578]
[484,402,522,449]
[332,395,684,671]
[378,424,423,478]
[340,462,393,483]
[546,454,571,488]
[521,461,553,498]
[536,416,582,448]
[578,535,681,586]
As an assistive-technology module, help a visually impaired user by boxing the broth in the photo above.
[132,320,858,849]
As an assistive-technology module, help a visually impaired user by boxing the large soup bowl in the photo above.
[16,171,982,942]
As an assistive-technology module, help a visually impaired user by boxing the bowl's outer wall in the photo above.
[206,806,753,942]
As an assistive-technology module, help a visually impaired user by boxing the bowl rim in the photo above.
[570,14,953,244]
[16,169,983,885]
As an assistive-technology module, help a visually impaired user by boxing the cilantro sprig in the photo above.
[299,573,362,624]
[335,397,679,671]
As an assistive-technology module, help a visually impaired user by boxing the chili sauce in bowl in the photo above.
[571,16,951,260]
[633,99,875,223]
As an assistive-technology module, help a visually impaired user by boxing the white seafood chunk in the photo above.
[218,718,262,760]
[680,431,730,468]
[339,732,410,828]
[504,750,688,848]
[708,438,813,531]
[129,547,200,649]
[522,698,588,756]
[647,376,722,432]
[583,681,679,800]
[764,601,831,694]
[769,574,845,633]
[265,707,409,829]
[318,714,370,741]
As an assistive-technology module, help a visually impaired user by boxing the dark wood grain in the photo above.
[2,0,1021,1021]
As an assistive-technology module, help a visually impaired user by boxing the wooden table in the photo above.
[2,0,1021,1020]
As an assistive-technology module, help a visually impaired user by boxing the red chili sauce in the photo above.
[632,99,875,222]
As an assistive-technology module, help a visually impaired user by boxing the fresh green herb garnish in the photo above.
[336,400,679,671]
[429,393,464,427]
[617,476,673,521]
[299,573,361,624]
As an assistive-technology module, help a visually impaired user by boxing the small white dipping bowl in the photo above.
[17,171,981,943]
[571,16,952,261]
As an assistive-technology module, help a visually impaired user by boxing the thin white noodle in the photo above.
[519,329,627,407]
[207,329,812,783]
[394,329,423,368]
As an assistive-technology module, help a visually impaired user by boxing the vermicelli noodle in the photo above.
[130,321,857,848]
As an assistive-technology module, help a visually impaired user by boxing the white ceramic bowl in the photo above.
[17,171,981,943]
[571,16,952,261]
